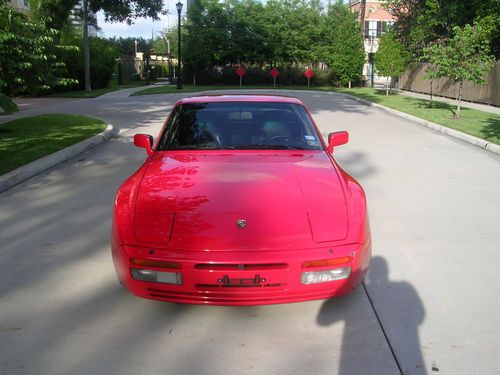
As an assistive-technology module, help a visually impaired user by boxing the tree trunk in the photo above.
[454,80,463,119]
[429,79,433,108]
[386,77,389,96]
[83,0,91,92]
[193,74,196,86]
[348,80,351,89]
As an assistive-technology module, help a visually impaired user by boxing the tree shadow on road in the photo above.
[317,256,427,375]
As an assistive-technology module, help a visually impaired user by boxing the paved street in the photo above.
[1,88,499,375]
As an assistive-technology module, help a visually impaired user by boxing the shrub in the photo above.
[57,32,119,91]
[186,67,336,87]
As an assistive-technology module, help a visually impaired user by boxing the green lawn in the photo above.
[0,114,106,175]
[336,88,500,145]
[48,81,147,98]
[133,85,500,145]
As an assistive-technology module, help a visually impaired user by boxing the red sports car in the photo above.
[111,95,371,305]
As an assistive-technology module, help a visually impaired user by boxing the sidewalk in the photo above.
[396,89,500,115]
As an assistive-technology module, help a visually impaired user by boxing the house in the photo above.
[7,0,29,12]
[348,0,396,86]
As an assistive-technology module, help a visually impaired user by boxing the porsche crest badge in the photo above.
[236,219,247,229]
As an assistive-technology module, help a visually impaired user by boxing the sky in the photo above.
[96,0,185,39]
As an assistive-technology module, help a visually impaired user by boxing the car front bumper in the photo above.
[112,241,371,306]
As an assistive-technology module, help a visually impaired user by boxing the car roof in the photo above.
[176,94,304,106]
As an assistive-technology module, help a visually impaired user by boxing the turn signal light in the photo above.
[302,256,352,269]
[301,267,351,284]
[131,268,183,285]
[130,258,181,269]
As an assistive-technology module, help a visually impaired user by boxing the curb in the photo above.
[336,92,500,156]
[0,124,118,194]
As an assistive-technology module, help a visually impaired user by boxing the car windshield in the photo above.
[157,101,323,151]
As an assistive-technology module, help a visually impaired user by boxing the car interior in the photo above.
[159,102,322,151]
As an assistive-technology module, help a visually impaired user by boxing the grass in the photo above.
[48,81,147,98]
[336,88,500,145]
[132,84,500,145]
[0,114,106,175]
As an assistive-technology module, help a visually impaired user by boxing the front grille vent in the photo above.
[194,263,288,271]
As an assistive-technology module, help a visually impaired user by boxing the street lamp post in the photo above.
[176,1,183,90]
[165,37,173,85]
[369,35,375,88]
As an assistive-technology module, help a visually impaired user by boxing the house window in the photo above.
[364,21,381,38]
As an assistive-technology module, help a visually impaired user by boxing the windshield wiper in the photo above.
[198,145,236,150]
[172,145,236,150]
[236,144,305,150]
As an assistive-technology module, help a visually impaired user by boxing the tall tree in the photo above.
[323,2,365,88]
[183,0,211,84]
[375,30,409,95]
[27,0,165,91]
[387,0,500,59]
[264,0,323,65]
[422,21,495,118]
[82,0,166,91]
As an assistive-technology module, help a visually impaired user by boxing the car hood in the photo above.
[135,151,348,250]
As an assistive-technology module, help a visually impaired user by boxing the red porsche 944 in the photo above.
[111,95,371,305]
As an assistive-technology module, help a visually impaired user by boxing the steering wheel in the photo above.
[264,135,290,144]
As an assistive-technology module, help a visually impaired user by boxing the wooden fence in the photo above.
[399,61,500,107]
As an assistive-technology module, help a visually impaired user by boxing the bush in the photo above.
[0,94,18,114]
[188,67,335,86]
[57,32,119,91]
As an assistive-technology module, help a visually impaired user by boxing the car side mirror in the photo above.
[134,134,153,156]
[327,131,349,154]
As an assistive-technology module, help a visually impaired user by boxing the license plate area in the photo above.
[217,274,266,287]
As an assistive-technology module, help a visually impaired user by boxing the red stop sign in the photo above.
[304,68,314,79]
[271,68,280,78]
[236,66,246,78]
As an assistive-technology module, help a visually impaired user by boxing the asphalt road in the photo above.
[1,88,499,375]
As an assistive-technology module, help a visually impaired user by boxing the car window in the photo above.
[157,102,322,150]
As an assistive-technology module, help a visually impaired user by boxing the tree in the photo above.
[386,0,500,59]
[183,0,211,84]
[151,30,176,57]
[375,31,409,95]
[59,29,119,90]
[323,2,365,88]
[29,0,79,30]
[264,0,323,65]
[182,0,326,71]
[80,0,165,91]
[0,3,76,96]
[422,21,495,118]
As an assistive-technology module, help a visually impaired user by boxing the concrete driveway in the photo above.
[1,89,499,375]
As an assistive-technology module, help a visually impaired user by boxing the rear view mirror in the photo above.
[134,134,154,156]
[327,131,349,154]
